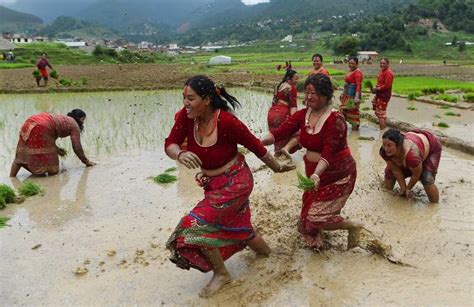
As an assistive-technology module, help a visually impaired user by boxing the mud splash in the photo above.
[0,90,473,305]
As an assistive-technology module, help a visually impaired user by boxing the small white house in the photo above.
[357,51,378,62]
[281,34,293,42]
[209,55,232,65]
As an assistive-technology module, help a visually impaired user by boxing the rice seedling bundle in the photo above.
[32,70,40,78]
[18,181,43,197]
[296,172,315,191]
[407,105,417,111]
[364,80,374,92]
[0,216,10,229]
[153,173,177,184]
[49,70,59,79]
[434,122,450,128]
[0,184,16,206]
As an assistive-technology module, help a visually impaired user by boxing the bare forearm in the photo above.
[261,133,275,146]
[260,152,281,172]
[407,169,421,190]
[312,159,329,177]
[165,144,183,160]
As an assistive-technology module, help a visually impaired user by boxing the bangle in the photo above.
[176,150,186,161]
[310,174,320,182]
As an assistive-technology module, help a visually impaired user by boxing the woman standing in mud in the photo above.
[164,75,294,297]
[267,69,300,159]
[340,56,363,131]
[261,74,363,250]
[380,128,442,203]
[35,53,53,87]
[308,53,330,77]
[372,58,394,130]
[10,109,96,177]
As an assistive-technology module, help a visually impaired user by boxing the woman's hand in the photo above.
[310,174,321,191]
[398,187,406,197]
[178,151,202,169]
[276,161,296,173]
[85,160,96,167]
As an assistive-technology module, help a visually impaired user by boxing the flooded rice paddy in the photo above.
[0,89,473,305]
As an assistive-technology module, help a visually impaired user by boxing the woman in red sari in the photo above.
[372,58,394,129]
[10,109,96,177]
[267,69,299,158]
[308,53,330,77]
[380,128,441,203]
[261,73,363,250]
[340,56,363,130]
[165,75,294,297]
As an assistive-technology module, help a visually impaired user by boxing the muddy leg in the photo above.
[322,220,363,249]
[9,162,21,177]
[424,183,439,203]
[199,249,231,298]
[384,178,396,190]
[247,234,271,257]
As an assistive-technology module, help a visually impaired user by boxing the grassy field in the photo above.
[362,76,474,95]
[0,62,34,69]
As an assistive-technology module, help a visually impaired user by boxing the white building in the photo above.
[209,55,232,65]
[357,51,378,62]
[281,35,293,42]
[168,43,178,50]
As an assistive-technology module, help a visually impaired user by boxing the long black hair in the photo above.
[304,73,334,102]
[67,109,86,131]
[276,69,297,92]
[382,128,404,147]
[184,75,240,112]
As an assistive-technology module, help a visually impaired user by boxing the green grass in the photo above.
[434,94,458,103]
[388,77,474,95]
[445,111,461,116]
[0,62,34,69]
[407,92,423,100]
[18,181,43,197]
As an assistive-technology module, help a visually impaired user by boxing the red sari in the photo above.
[340,69,363,127]
[380,129,442,186]
[271,108,356,249]
[14,113,86,175]
[372,68,394,120]
[267,82,298,152]
[165,109,268,272]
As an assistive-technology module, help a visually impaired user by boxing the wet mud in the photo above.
[0,90,473,305]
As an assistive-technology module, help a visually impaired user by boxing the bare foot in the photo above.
[247,236,271,257]
[347,224,363,249]
[199,273,231,298]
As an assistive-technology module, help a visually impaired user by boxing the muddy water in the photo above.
[0,90,473,305]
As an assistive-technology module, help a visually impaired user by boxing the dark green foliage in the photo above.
[332,37,360,56]
[59,78,72,86]
[463,93,474,102]
[32,70,40,78]
[18,181,43,197]
[445,111,461,116]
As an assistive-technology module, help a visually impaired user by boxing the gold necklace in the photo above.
[305,107,327,134]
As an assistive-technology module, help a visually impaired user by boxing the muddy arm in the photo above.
[407,165,422,190]
[387,161,407,193]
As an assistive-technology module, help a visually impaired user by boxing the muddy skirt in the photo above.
[166,155,256,272]
[14,120,59,175]
[299,153,357,249]
[339,94,360,127]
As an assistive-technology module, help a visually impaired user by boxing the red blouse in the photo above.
[344,69,363,94]
[375,68,394,101]
[308,67,330,77]
[165,108,268,169]
[273,83,297,108]
[380,132,426,169]
[270,108,349,165]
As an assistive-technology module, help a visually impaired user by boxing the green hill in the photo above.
[40,16,120,39]
[0,5,43,33]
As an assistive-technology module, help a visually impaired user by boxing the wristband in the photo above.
[310,174,320,182]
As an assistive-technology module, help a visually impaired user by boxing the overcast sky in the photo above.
[2,0,271,3]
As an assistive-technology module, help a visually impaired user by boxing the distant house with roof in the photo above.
[357,51,378,63]
[0,37,15,50]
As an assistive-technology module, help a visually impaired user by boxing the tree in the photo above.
[458,41,466,52]
[333,36,360,56]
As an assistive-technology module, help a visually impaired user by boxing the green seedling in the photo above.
[18,181,43,197]
[153,173,177,184]
[296,172,315,191]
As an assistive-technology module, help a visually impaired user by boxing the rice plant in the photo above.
[59,79,72,86]
[18,181,43,197]
[238,146,250,155]
[407,104,417,111]
[49,70,59,79]
[434,94,458,103]
[440,105,451,109]
[32,70,40,78]
[361,107,371,111]
[436,122,450,128]
[296,172,315,191]
[445,111,461,117]
[153,173,177,184]
[463,93,474,102]
[0,184,17,209]
[164,167,177,173]
[0,216,10,229]
[364,80,374,92]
